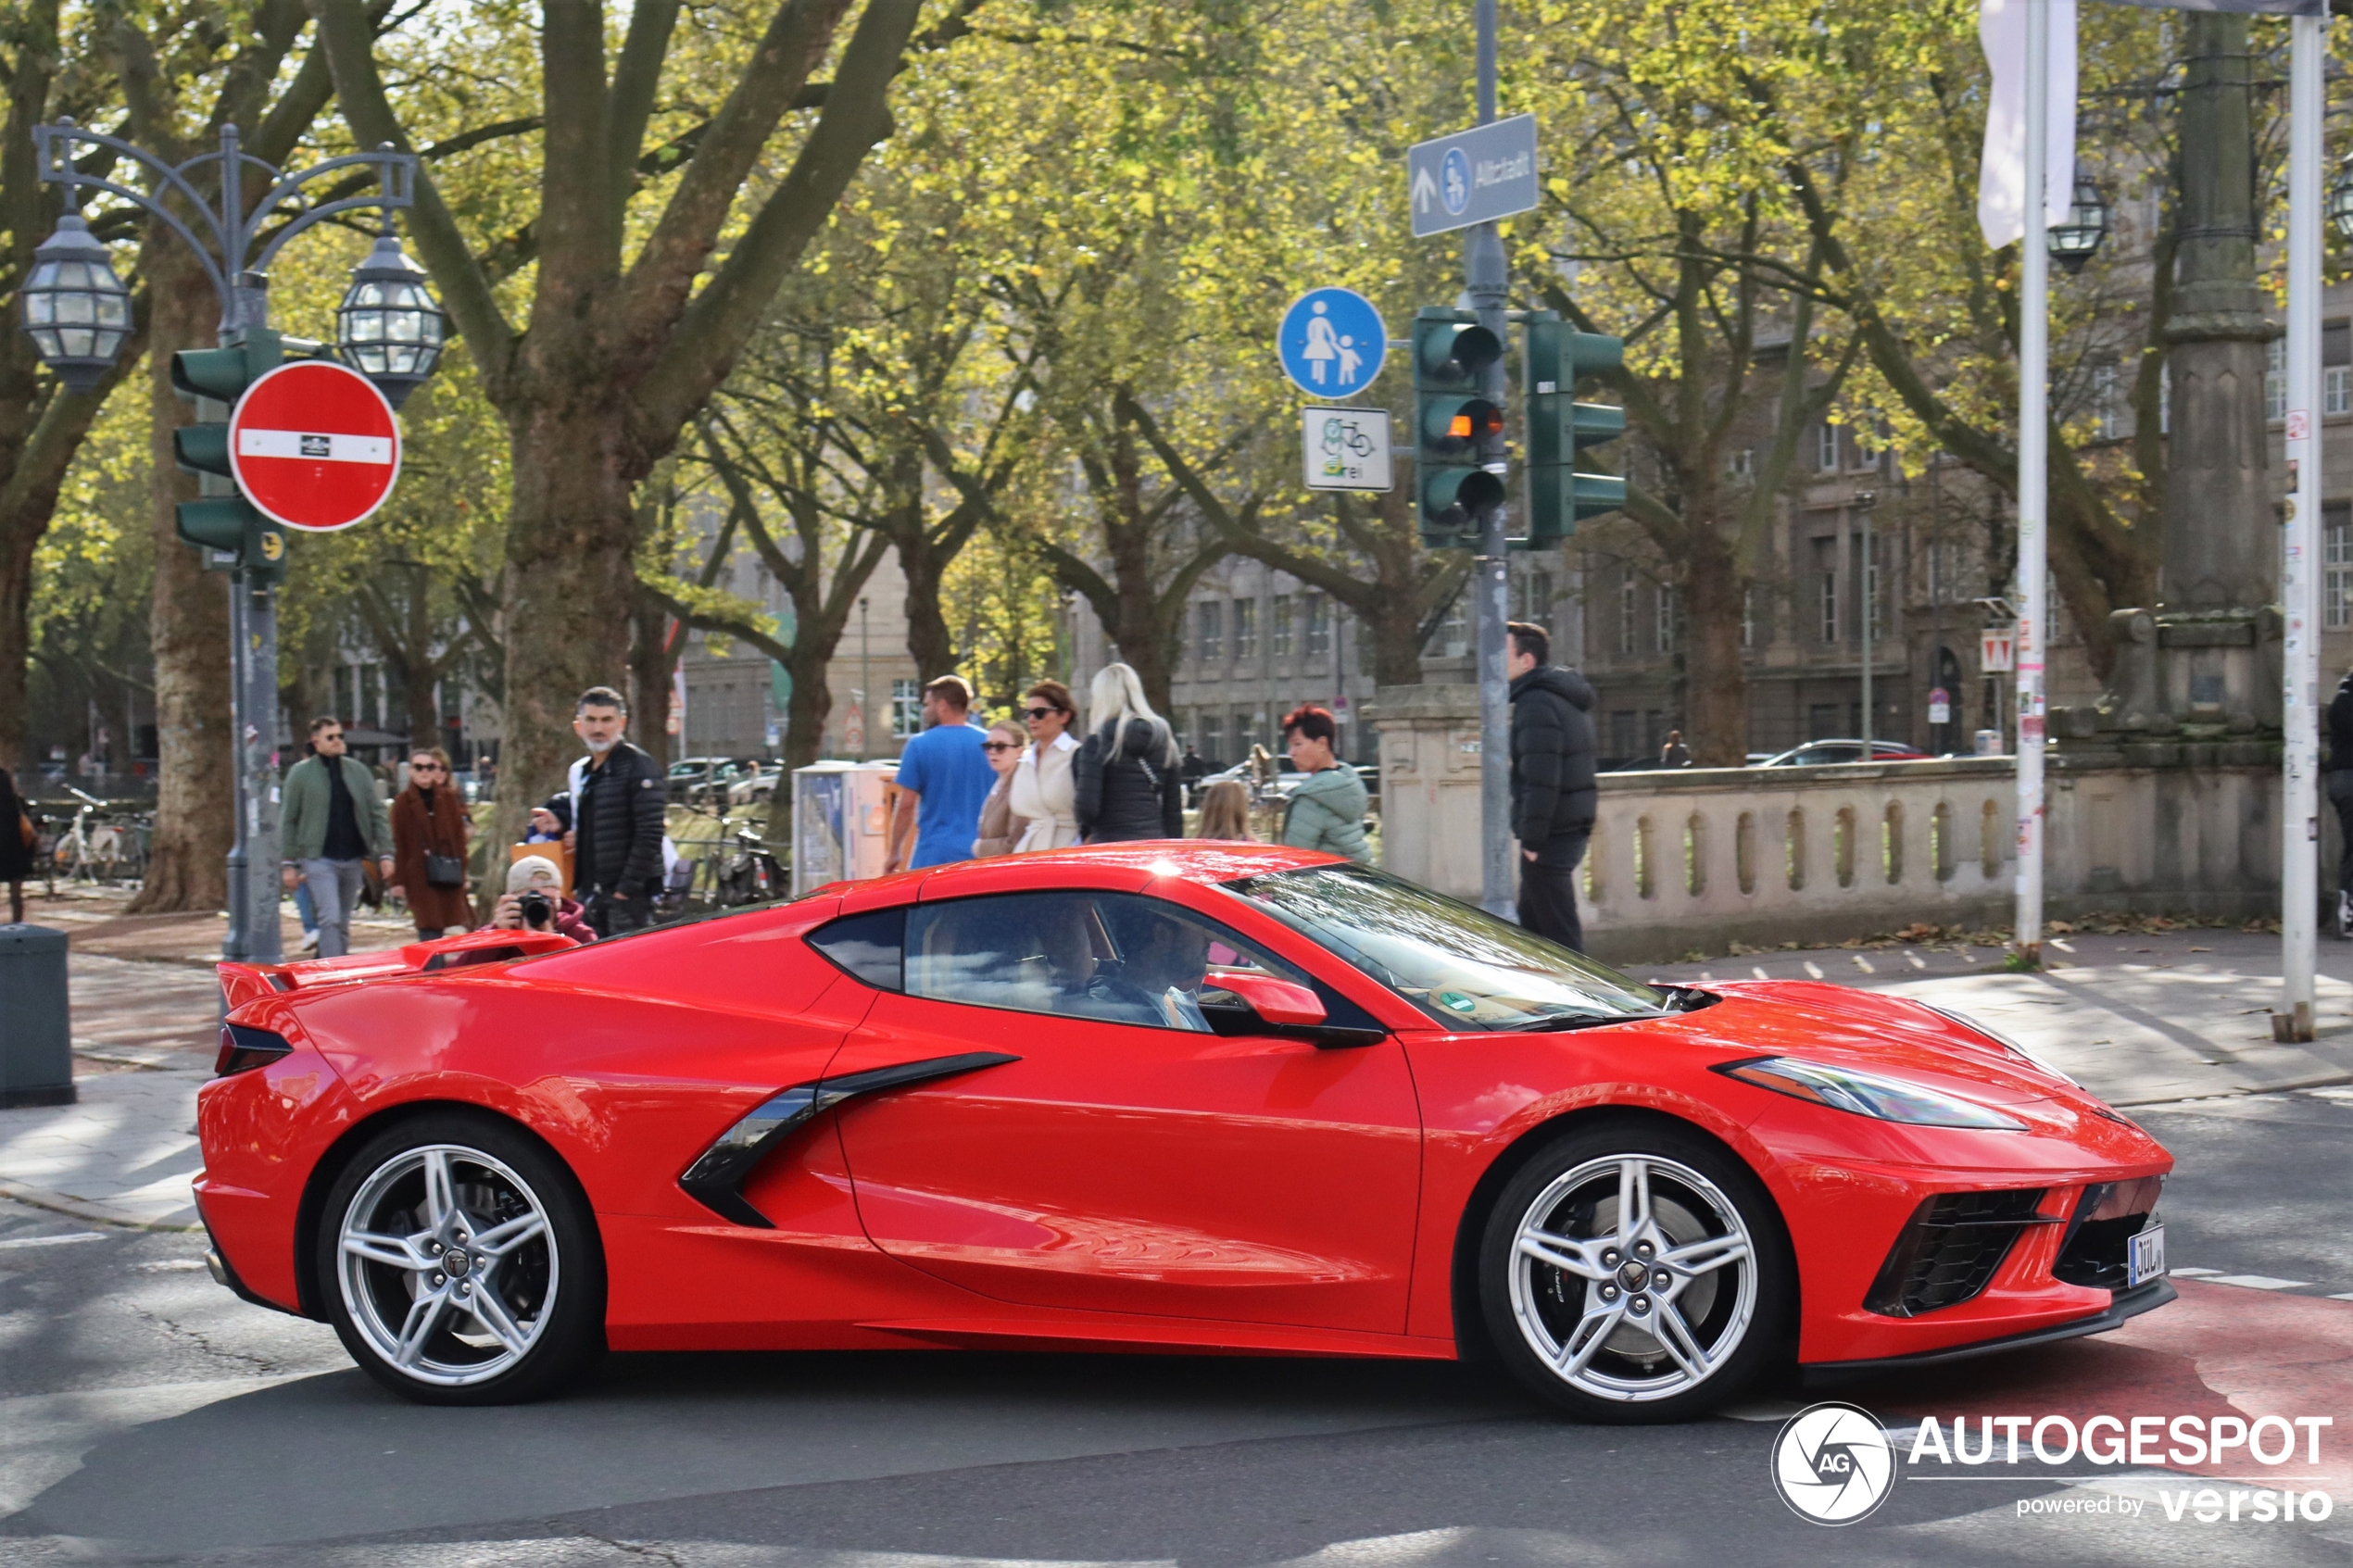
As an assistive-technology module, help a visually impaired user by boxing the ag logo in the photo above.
[257,528,285,563]
[1771,1401,1894,1524]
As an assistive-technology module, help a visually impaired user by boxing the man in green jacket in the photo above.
[1278,705,1370,862]
[280,716,394,958]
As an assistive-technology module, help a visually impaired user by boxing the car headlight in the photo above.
[1919,1002,2081,1086]
[1713,1056,2028,1130]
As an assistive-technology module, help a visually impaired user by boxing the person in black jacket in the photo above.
[554,686,666,937]
[2329,671,2353,936]
[1506,621,1599,951]
[1074,662,1184,842]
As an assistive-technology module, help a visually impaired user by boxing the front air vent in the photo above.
[1865,1188,2054,1317]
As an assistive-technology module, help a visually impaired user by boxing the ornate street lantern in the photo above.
[2048,171,2109,275]
[337,232,445,408]
[2331,155,2353,242]
[19,215,132,394]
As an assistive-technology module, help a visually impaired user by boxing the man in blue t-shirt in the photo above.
[884,674,997,872]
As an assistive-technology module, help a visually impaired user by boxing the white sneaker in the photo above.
[298,930,319,954]
[2337,894,2352,940]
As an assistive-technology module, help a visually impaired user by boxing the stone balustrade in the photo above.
[1370,684,2285,965]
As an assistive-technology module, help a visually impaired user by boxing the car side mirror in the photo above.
[1207,972,1327,1026]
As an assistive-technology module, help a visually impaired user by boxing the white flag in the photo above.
[1978,0,2078,251]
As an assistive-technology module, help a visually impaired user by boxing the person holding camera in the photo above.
[489,855,593,942]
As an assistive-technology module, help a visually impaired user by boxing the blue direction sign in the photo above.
[1407,114,1540,238]
[1277,287,1387,400]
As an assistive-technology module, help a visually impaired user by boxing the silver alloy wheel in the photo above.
[336,1143,558,1387]
[1506,1153,1757,1403]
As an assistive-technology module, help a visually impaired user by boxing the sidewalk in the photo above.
[0,886,413,1230]
[8,907,2353,1233]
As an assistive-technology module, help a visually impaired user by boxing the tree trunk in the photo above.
[782,641,835,773]
[895,526,957,683]
[627,585,676,772]
[482,398,642,867]
[1679,524,1748,767]
[127,259,233,914]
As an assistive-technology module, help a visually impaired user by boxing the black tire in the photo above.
[316,1110,605,1405]
[1477,1118,1793,1423]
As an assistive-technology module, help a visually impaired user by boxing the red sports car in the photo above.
[196,844,2173,1418]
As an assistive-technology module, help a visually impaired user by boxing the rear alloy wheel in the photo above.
[1479,1123,1790,1421]
[320,1114,603,1404]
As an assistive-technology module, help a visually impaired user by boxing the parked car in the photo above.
[204,846,2172,1415]
[1751,739,1930,768]
[725,762,782,809]
[666,756,758,804]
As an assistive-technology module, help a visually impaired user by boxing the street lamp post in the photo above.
[21,119,438,964]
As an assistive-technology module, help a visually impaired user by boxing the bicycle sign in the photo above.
[1302,406,1392,493]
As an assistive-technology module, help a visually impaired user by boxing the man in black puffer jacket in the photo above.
[551,686,667,937]
[1506,621,1599,950]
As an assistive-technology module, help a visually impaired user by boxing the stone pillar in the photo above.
[2067,12,2283,747]
[1369,684,1485,902]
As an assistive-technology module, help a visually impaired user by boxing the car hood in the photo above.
[1673,980,2086,1108]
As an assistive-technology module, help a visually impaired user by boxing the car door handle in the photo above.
[680,1051,1020,1228]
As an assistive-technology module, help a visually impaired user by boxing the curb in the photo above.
[0,1178,202,1234]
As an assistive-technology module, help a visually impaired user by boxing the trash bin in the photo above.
[0,924,74,1108]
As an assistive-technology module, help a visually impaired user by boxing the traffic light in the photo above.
[170,328,300,580]
[1414,307,1506,548]
[1523,310,1627,546]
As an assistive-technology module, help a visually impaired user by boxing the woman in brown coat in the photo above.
[390,746,472,938]
[971,720,1031,858]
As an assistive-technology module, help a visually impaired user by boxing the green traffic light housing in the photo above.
[1421,395,1504,453]
[1414,307,1508,547]
[1420,466,1505,547]
[1414,315,1503,384]
[170,329,308,575]
[1521,310,1627,545]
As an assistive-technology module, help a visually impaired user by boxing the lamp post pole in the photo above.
[1470,0,1515,920]
[30,120,422,964]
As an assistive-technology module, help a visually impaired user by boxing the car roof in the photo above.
[812,840,1341,902]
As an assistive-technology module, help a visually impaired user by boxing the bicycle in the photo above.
[50,787,139,884]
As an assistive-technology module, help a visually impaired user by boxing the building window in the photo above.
[1654,584,1674,653]
[1200,712,1225,766]
[1436,593,1468,659]
[1272,594,1293,659]
[1865,546,1882,639]
[2093,364,2121,441]
[1816,540,1839,644]
[1610,710,1637,757]
[1816,421,1839,473]
[891,678,920,738]
[1197,599,1222,661]
[1234,598,1258,659]
[1727,447,1754,482]
[1513,568,1554,623]
[2327,320,2352,416]
[1237,706,1264,758]
[1618,576,1637,656]
[2328,503,2352,631]
[1741,585,1757,648]
[2268,337,2287,424]
[1303,594,1330,657]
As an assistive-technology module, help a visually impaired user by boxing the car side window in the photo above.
[904,890,1299,1034]
[806,906,905,990]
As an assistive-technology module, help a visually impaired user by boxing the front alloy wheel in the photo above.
[1481,1123,1790,1421]
[320,1113,602,1403]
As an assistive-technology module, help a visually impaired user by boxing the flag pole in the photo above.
[2015,0,2050,968]
[2278,8,2324,1041]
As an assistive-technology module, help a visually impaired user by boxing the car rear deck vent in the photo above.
[1865,1188,2051,1317]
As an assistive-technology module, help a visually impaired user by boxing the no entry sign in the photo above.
[228,360,401,532]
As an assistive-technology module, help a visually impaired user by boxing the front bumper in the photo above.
[1801,1278,2176,1385]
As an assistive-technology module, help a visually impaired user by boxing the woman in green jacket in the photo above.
[1277,704,1370,862]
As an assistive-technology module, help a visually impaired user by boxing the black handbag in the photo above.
[424,851,465,888]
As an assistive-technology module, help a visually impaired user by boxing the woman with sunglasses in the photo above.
[971,720,1032,858]
[390,746,472,938]
[1009,680,1082,852]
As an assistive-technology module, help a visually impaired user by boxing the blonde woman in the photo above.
[1195,779,1253,842]
[972,721,1031,857]
[1010,679,1082,851]
[1074,662,1183,842]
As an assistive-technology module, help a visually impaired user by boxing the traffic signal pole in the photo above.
[1470,0,1514,919]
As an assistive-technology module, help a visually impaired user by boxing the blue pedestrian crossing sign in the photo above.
[1277,288,1387,400]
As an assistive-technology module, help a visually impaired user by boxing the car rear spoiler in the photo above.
[217,927,578,1010]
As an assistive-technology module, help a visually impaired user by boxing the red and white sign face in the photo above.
[228,360,401,532]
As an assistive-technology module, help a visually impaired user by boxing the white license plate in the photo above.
[2128,1225,2167,1286]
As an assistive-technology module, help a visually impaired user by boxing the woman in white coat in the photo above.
[1010,679,1083,851]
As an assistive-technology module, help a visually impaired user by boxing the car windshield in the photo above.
[1224,863,1667,1030]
